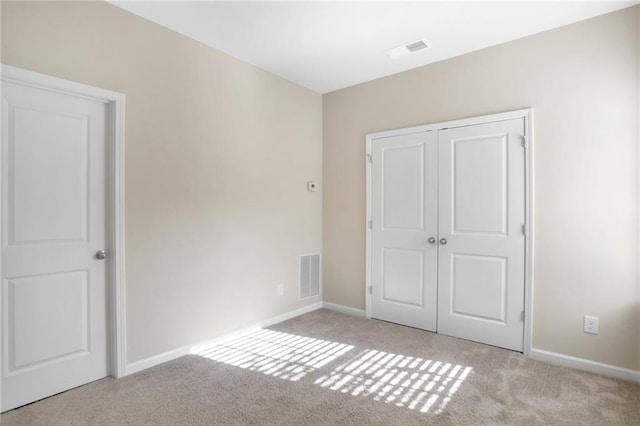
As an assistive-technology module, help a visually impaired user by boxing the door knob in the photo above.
[439,238,447,245]
[95,250,107,260]
[428,237,436,244]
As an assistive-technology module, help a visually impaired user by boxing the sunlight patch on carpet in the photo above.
[193,329,354,381]
[314,349,472,414]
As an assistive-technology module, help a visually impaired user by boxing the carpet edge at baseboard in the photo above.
[124,301,324,376]
[123,301,639,384]
[322,301,366,318]
[529,348,640,383]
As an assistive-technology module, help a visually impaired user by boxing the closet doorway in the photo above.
[366,110,532,352]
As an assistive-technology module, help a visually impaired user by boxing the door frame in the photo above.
[0,65,127,393]
[365,108,534,356]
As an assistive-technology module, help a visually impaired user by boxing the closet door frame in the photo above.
[365,108,533,356]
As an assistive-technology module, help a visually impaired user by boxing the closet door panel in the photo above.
[437,118,526,351]
[370,131,438,331]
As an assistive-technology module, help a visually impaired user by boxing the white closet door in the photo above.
[370,131,438,331]
[2,80,108,411]
[437,118,526,351]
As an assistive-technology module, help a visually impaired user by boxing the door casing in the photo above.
[0,65,127,409]
[365,109,533,356]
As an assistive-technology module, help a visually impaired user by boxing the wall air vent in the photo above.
[300,254,321,299]
[385,38,431,59]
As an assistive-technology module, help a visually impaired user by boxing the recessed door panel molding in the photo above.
[382,248,424,307]
[5,271,90,373]
[0,66,126,412]
[382,144,425,231]
[8,104,90,245]
[370,131,438,331]
[451,133,508,236]
[367,109,531,354]
[450,254,507,324]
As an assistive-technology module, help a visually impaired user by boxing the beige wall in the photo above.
[2,1,639,373]
[1,1,323,363]
[323,7,640,370]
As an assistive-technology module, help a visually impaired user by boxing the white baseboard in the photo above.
[323,301,366,318]
[124,302,323,376]
[529,348,640,383]
[125,346,190,376]
[260,302,324,328]
[126,305,640,384]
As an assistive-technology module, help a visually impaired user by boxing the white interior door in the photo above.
[437,118,525,351]
[2,80,109,411]
[370,131,438,331]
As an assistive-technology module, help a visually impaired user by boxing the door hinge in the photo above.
[369,286,372,295]
[367,154,372,163]
[522,224,526,235]
[369,220,372,229]
[521,135,527,148]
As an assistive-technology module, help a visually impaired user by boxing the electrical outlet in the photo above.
[277,283,284,297]
[584,315,598,335]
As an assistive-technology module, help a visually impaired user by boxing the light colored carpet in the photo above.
[2,309,639,425]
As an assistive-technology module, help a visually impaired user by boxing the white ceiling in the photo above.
[110,1,638,94]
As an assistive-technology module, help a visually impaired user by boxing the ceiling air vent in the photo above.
[406,40,428,52]
[385,38,430,59]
